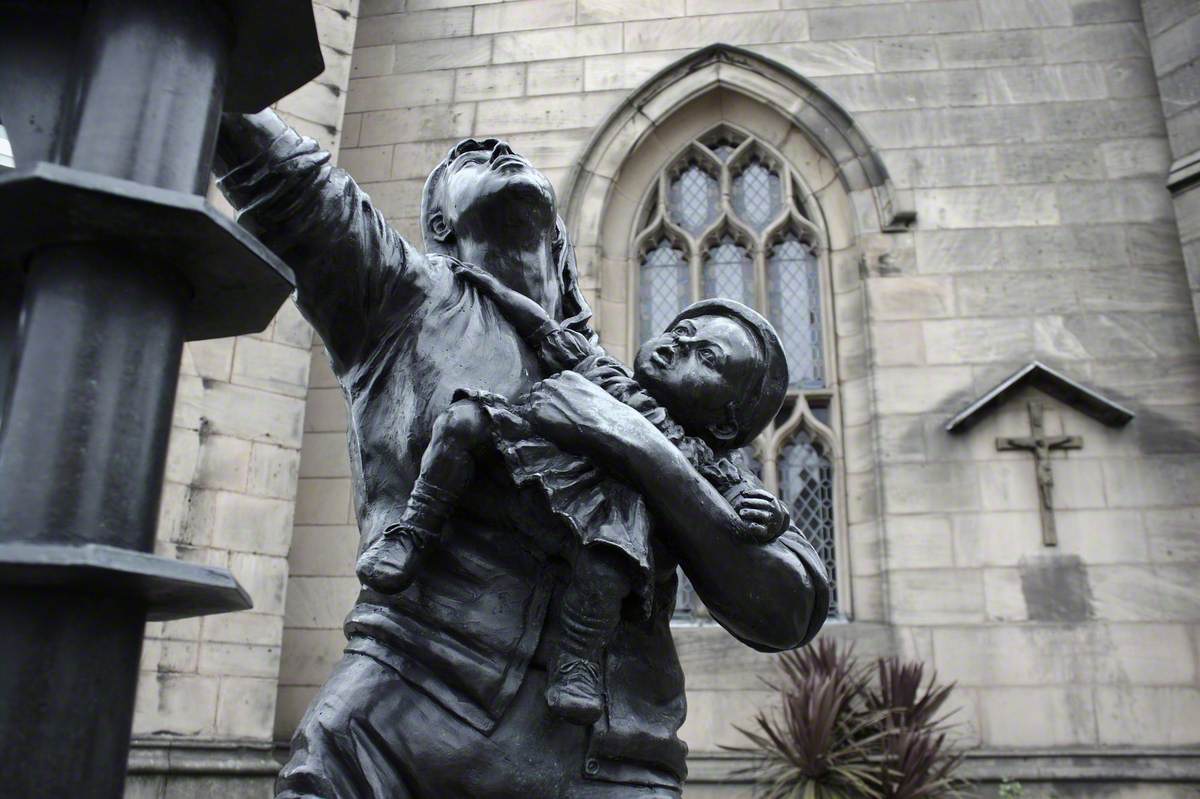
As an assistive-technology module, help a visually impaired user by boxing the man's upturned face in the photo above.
[633,314,761,439]
[439,139,556,241]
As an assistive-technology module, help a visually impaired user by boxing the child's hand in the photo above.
[732,488,788,544]
[452,260,505,296]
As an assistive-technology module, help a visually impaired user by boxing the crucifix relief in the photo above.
[996,400,1082,547]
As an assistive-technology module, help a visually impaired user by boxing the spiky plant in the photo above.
[730,641,971,799]
[728,639,887,799]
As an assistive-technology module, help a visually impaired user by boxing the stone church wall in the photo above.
[123,0,1200,795]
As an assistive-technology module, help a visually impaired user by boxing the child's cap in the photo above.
[670,298,790,449]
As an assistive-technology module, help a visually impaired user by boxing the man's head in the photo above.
[633,299,789,450]
[421,138,557,256]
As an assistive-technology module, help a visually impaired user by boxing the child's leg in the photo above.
[547,545,632,725]
[356,400,489,593]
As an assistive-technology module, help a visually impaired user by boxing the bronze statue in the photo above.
[216,111,829,798]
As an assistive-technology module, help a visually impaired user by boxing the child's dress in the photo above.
[456,323,749,621]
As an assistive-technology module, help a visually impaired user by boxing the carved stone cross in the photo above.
[996,400,1082,546]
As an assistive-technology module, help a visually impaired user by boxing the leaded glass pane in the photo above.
[668,161,720,235]
[639,238,690,343]
[702,234,754,307]
[768,232,825,388]
[778,430,837,616]
[731,158,781,232]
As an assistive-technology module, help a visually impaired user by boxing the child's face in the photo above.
[633,314,759,438]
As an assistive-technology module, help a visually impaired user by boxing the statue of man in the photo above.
[215,111,829,799]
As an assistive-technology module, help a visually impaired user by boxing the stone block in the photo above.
[1072,0,1143,24]
[866,275,955,320]
[583,51,685,92]
[247,442,301,501]
[493,23,622,63]
[982,566,1028,620]
[350,44,394,79]
[624,11,810,51]
[345,70,455,114]
[1003,225,1130,270]
[916,185,1059,229]
[687,0,777,13]
[978,460,1040,512]
[809,4,908,39]
[874,365,973,415]
[199,642,280,679]
[923,318,1035,366]
[194,434,252,494]
[299,431,353,479]
[1157,564,1200,619]
[1103,455,1200,508]
[139,638,200,673]
[1057,178,1174,225]
[288,525,361,577]
[340,113,362,149]
[936,30,1042,67]
[1139,0,1197,36]
[758,40,878,76]
[980,0,1073,30]
[132,673,219,737]
[955,271,1078,317]
[1104,59,1162,99]
[978,686,1097,747]
[1041,98,1165,143]
[272,301,313,350]
[815,71,989,113]
[1043,21,1149,62]
[474,0,575,34]
[279,80,345,129]
[932,625,1094,686]
[453,64,524,103]
[1147,10,1200,76]
[883,461,981,514]
[578,0,685,23]
[215,677,277,740]
[876,414,926,463]
[885,514,955,569]
[359,103,474,146]
[1095,623,1197,685]
[475,92,624,135]
[526,59,583,96]
[888,568,985,624]
[211,492,295,556]
[295,477,353,525]
[952,511,1044,567]
[187,339,236,381]
[1096,686,1200,745]
[873,321,925,366]
[998,142,1106,183]
[393,37,491,74]
[203,612,283,647]
[337,145,395,183]
[229,552,289,615]
[887,145,1001,189]
[1089,564,1163,621]
[679,688,777,752]
[915,229,1004,274]
[231,338,313,399]
[872,36,939,71]
[1166,103,1200,157]
[358,178,425,218]
[278,627,348,687]
[284,576,362,629]
[1145,508,1200,563]
[354,9,473,47]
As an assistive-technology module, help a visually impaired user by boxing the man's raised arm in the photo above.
[215,110,429,372]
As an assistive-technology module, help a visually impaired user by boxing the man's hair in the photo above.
[669,299,790,449]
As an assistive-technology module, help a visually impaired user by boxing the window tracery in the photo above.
[631,127,843,621]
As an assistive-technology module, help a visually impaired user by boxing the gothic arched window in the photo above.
[633,127,843,620]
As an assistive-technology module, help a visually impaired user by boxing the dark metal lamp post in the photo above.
[0,2,321,796]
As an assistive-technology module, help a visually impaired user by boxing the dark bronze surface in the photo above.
[217,110,831,798]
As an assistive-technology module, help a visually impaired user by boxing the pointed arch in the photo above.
[563,44,914,270]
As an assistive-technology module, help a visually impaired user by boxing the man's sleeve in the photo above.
[218,124,432,372]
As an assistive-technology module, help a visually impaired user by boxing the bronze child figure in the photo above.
[357,261,792,725]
